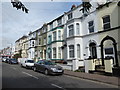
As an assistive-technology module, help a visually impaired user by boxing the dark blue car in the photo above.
[8,58,18,64]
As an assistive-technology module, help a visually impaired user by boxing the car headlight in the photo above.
[51,68,57,71]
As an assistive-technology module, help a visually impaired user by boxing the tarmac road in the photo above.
[2,62,118,89]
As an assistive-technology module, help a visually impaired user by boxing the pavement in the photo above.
[64,70,120,86]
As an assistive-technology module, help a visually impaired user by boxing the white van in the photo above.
[20,59,34,69]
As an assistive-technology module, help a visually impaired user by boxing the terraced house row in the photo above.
[14,0,120,75]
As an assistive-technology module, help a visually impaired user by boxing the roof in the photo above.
[15,35,28,43]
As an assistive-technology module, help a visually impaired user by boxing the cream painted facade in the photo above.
[21,36,28,58]
[84,1,120,74]
[97,2,120,67]
[47,15,64,62]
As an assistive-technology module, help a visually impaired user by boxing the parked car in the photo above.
[8,58,18,64]
[5,58,11,63]
[2,57,8,62]
[20,59,34,69]
[33,60,64,75]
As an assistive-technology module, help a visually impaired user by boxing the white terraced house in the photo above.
[47,15,64,62]
[14,0,120,76]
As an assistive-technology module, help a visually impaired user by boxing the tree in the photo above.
[11,0,29,13]
[80,0,92,13]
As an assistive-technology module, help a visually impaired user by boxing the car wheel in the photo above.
[44,69,49,75]
[26,65,28,69]
[21,64,23,67]
[33,67,37,72]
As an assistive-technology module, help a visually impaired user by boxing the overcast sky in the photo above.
[1,0,82,50]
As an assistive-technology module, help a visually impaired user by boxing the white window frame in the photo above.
[68,24,74,37]
[43,37,46,45]
[102,15,111,30]
[58,30,61,40]
[69,45,74,58]
[68,13,73,20]
[53,31,56,41]
[53,47,56,58]
[76,23,80,35]
[77,44,80,58]
[88,20,94,33]
[58,47,61,59]
[57,18,62,26]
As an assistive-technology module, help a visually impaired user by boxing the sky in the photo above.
[1,0,82,50]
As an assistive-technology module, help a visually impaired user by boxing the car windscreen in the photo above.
[10,59,17,61]
[27,60,34,63]
[44,61,56,65]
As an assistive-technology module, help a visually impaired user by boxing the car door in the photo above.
[35,61,41,70]
[37,61,45,72]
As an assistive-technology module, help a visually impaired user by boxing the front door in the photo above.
[89,42,97,59]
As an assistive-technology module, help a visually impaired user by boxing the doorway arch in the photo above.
[100,35,118,67]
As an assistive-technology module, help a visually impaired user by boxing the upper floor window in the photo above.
[33,33,36,38]
[39,38,41,45]
[53,31,56,41]
[48,35,52,44]
[57,18,62,26]
[102,15,111,30]
[88,21,94,33]
[68,25,74,37]
[38,31,41,35]
[32,41,34,47]
[76,23,80,35]
[69,45,74,58]
[43,27,47,33]
[43,37,46,45]
[68,13,73,20]
[58,30,61,40]
[53,47,56,58]
[50,23,53,30]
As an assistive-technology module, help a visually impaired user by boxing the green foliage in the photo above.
[11,1,29,13]
[80,2,92,13]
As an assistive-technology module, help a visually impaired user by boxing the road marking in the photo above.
[22,71,39,80]
[51,84,66,90]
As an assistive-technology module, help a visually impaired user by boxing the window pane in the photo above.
[88,21,94,33]
[68,13,73,20]
[69,45,74,58]
[57,18,62,26]
[68,25,74,36]
[53,32,56,41]
[103,15,110,23]
[76,23,80,35]
[77,44,80,58]
[104,23,111,30]
[89,26,94,33]
[103,15,111,30]
[58,31,61,40]
[58,47,61,58]
[105,48,113,54]
[53,48,56,58]
[88,21,93,27]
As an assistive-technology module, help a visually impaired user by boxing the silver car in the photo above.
[33,60,64,75]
